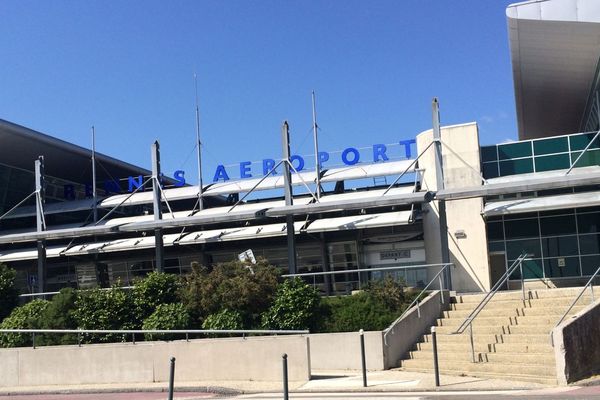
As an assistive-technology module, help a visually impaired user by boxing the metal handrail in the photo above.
[382,263,453,345]
[452,252,529,363]
[550,265,600,346]
[0,328,309,349]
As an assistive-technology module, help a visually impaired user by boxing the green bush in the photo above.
[133,272,181,322]
[0,299,49,348]
[202,309,244,332]
[37,288,78,346]
[73,286,136,343]
[0,263,18,322]
[366,277,407,310]
[180,259,280,327]
[261,278,321,331]
[142,303,190,341]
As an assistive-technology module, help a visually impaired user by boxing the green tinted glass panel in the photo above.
[488,241,505,252]
[542,236,578,257]
[499,158,534,176]
[581,255,600,275]
[533,137,569,155]
[482,162,499,179]
[569,132,600,151]
[544,257,580,278]
[577,212,600,234]
[570,149,600,167]
[481,146,498,162]
[487,222,504,241]
[509,259,543,280]
[504,219,539,239]
[539,215,576,236]
[497,142,532,160]
[579,234,600,255]
[534,154,571,172]
[506,238,541,260]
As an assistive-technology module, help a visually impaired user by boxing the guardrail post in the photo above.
[431,326,440,387]
[282,353,289,400]
[359,329,367,387]
[132,333,135,345]
[469,323,475,363]
[520,261,525,300]
[32,332,36,349]
[168,357,176,400]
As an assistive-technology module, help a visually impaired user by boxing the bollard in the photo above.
[168,357,176,400]
[359,329,367,387]
[282,353,289,400]
[431,326,440,387]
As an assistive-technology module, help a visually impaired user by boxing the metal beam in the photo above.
[0,225,120,244]
[35,156,46,293]
[151,141,164,272]
[264,191,433,217]
[281,121,297,275]
[436,170,600,201]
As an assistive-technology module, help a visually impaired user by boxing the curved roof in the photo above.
[507,0,600,139]
[0,118,151,184]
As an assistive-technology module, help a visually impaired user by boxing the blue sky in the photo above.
[0,0,517,184]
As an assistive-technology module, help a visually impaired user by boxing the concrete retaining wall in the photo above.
[383,290,449,369]
[553,299,600,385]
[309,331,384,371]
[0,335,310,387]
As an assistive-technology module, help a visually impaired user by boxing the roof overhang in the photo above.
[507,0,600,139]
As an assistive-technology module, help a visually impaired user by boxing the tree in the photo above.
[73,286,136,343]
[37,288,78,345]
[261,278,321,331]
[133,272,181,323]
[142,303,190,341]
[202,309,244,332]
[0,263,18,322]
[180,259,280,327]
[0,299,49,348]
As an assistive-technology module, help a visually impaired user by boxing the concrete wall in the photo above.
[553,299,600,385]
[383,290,449,369]
[309,331,384,371]
[417,122,491,292]
[0,335,310,387]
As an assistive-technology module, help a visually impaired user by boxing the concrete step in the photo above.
[449,297,589,312]
[416,340,553,354]
[502,324,555,335]
[453,287,596,303]
[438,314,575,328]
[400,358,556,377]
[408,350,555,365]
[398,366,557,386]
[434,324,506,335]
[443,304,586,319]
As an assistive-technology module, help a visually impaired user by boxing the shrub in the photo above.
[0,263,18,322]
[180,259,280,327]
[142,303,190,341]
[133,272,181,322]
[37,288,78,345]
[261,278,321,331]
[0,299,49,348]
[366,277,407,310]
[73,286,136,343]
[202,309,244,332]
[318,292,398,332]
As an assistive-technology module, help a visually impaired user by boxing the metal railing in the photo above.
[452,252,529,363]
[0,328,309,349]
[382,263,454,346]
[19,286,135,298]
[550,265,600,346]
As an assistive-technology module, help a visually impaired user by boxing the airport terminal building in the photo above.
[2,0,600,295]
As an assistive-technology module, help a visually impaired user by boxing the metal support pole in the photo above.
[281,121,297,275]
[168,357,176,400]
[282,353,289,400]
[359,329,367,387]
[35,156,46,294]
[438,273,445,304]
[469,323,475,363]
[132,333,135,345]
[194,73,204,211]
[520,261,525,300]
[91,126,98,223]
[431,326,440,387]
[32,332,36,349]
[312,90,321,201]
[151,141,164,272]
[432,99,451,268]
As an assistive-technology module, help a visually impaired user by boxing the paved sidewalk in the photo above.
[0,369,554,397]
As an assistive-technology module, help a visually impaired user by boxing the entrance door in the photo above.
[489,252,507,290]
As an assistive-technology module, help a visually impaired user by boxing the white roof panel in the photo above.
[484,191,600,216]
[304,210,413,233]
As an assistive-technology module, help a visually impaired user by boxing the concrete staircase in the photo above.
[399,287,596,385]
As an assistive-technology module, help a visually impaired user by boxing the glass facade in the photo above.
[487,206,600,281]
[481,131,600,179]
